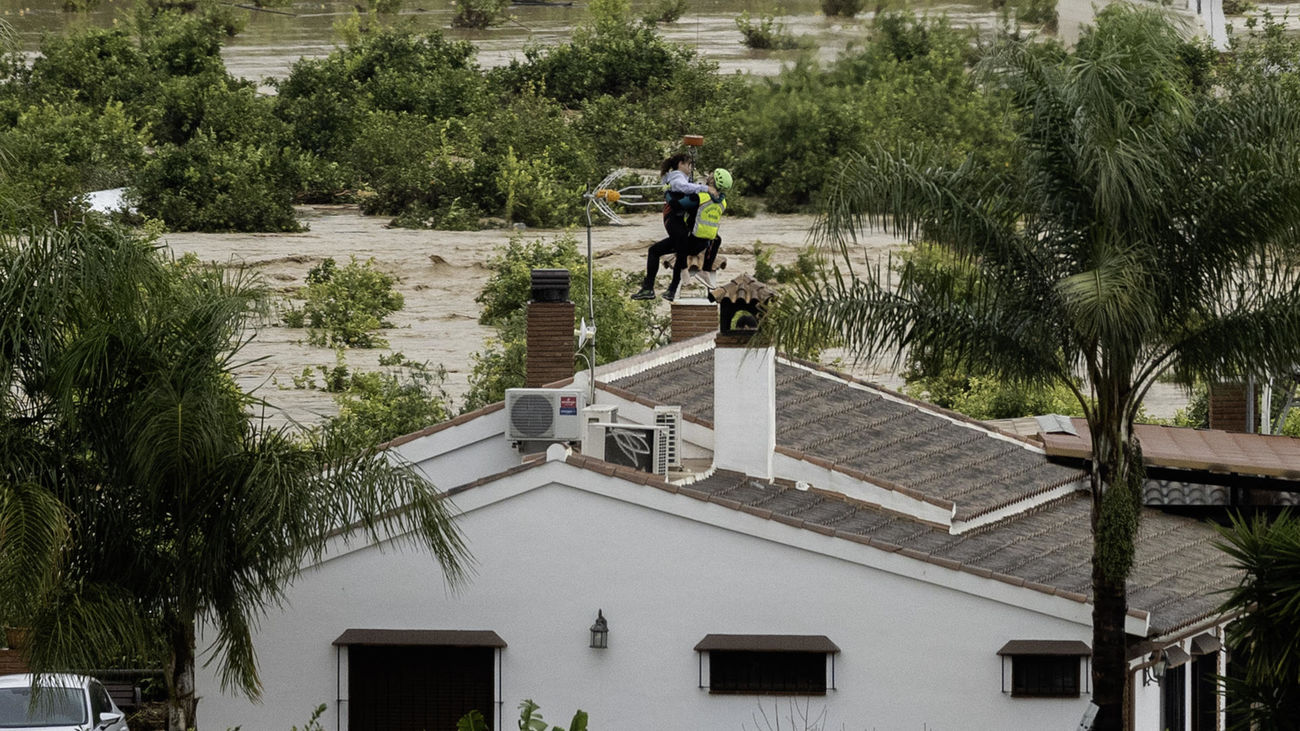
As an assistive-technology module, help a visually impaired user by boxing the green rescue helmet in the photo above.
[712,168,733,190]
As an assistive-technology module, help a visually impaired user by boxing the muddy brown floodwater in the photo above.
[161,205,912,425]
[5,0,1199,424]
[3,0,1017,82]
[162,205,1190,426]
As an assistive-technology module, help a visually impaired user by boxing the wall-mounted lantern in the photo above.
[1141,650,1167,687]
[589,610,609,649]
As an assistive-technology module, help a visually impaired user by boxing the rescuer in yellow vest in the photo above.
[632,167,733,302]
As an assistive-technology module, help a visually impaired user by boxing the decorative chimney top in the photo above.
[530,268,570,302]
[709,273,776,339]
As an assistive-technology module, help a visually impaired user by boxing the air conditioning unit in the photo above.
[505,388,585,442]
[585,423,668,476]
[654,405,683,468]
[584,404,618,425]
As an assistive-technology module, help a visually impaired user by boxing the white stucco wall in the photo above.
[197,463,1100,731]
[392,409,519,491]
[713,346,775,479]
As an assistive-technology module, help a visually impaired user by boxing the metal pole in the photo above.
[585,197,597,405]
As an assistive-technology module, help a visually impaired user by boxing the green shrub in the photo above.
[820,0,863,18]
[451,0,510,28]
[1012,0,1057,31]
[346,110,447,215]
[135,6,239,77]
[0,100,144,227]
[571,95,668,169]
[389,198,483,230]
[286,257,405,348]
[22,27,153,111]
[735,11,802,50]
[273,27,489,209]
[276,27,483,124]
[464,92,598,227]
[299,353,452,443]
[642,0,687,25]
[131,131,302,232]
[904,372,1083,420]
[731,13,1011,208]
[463,333,527,412]
[1170,384,1208,428]
[61,0,102,14]
[752,243,818,284]
[274,27,485,154]
[493,20,701,106]
[149,73,282,146]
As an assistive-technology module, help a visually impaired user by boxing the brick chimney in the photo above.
[710,274,777,479]
[1209,382,1252,433]
[525,269,574,388]
[670,300,717,342]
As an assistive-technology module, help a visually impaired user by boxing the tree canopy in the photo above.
[0,222,469,730]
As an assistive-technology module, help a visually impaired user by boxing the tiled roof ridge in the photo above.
[956,491,1090,539]
[382,402,505,449]
[773,445,955,511]
[803,484,949,531]
[777,354,1048,451]
[443,455,547,498]
[954,472,1090,523]
[593,332,717,383]
[1152,609,1238,641]
[564,451,695,489]
[595,381,714,428]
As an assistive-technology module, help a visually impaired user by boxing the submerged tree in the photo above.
[765,7,1300,729]
[0,223,469,730]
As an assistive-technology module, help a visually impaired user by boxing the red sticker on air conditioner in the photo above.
[559,395,578,415]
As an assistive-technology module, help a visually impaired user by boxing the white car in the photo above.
[0,674,129,731]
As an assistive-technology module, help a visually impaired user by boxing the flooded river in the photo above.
[0,0,1219,422]
[2,0,1018,82]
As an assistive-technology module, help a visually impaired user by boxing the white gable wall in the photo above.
[393,410,519,489]
[197,464,1099,730]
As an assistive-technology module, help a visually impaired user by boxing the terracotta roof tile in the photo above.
[1043,418,1300,481]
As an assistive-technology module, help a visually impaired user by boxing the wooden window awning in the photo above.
[332,629,506,648]
[694,634,839,653]
[997,640,1091,656]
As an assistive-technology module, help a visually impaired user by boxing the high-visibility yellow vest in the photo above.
[691,193,726,240]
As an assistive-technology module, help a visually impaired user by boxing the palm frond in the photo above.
[0,480,69,621]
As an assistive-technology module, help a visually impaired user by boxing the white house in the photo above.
[197,274,1258,731]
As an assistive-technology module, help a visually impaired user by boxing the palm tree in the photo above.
[1215,511,1300,729]
[765,7,1300,729]
[0,223,470,730]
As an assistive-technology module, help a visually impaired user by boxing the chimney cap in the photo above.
[708,273,776,306]
[530,268,571,303]
[710,274,776,338]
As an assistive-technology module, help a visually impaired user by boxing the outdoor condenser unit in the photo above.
[654,405,683,468]
[585,423,669,476]
[505,388,585,442]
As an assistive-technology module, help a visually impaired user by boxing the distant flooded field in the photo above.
[4,0,1024,82]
